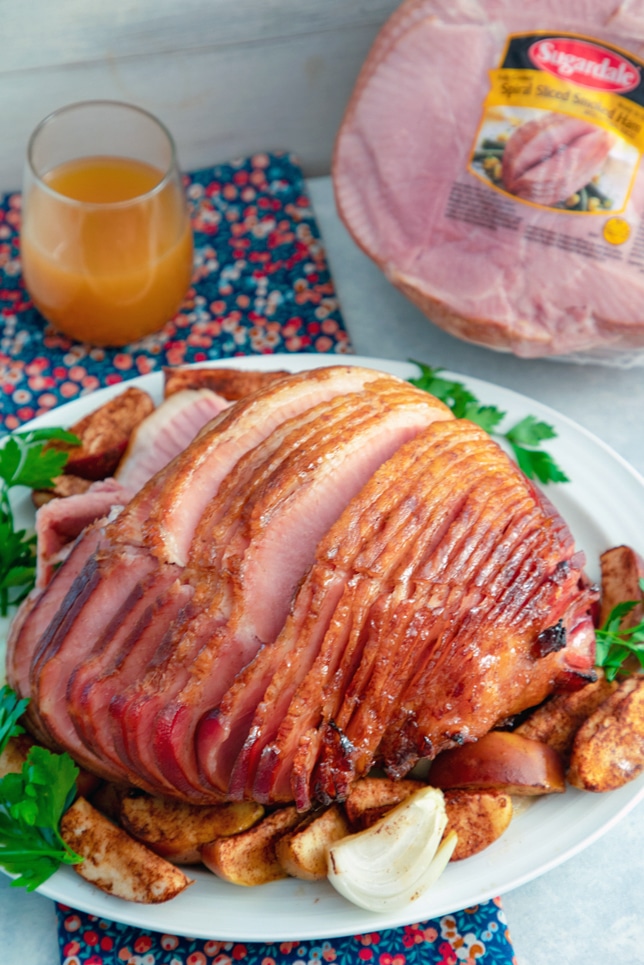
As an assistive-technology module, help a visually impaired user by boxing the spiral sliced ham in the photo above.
[6,366,596,805]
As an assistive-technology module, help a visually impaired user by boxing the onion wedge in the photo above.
[327,786,456,911]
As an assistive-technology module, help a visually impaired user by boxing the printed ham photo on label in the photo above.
[333,1,644,363]
[471,110,633,213]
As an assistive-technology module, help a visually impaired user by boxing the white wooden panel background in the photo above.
[0,0,400,192]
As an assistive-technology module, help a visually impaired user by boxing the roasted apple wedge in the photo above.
[201,805,302,886]
[0,734,35,778]
[443,789,513,860]
[344,777,425,830]
[51,385,154,481]
[60,797,193,903]
[275,805,349,880]
[428,731,566,796]
[120,795,264,864]
[568,675,644,792]
[515,671,618,761]
[32,473,92,507]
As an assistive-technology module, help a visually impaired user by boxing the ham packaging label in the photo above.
[470,32,644,234]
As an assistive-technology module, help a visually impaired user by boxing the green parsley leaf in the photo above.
[595,579,644,681]
[509,445,570,485]
[505,414,557,447]
[0,428,80,615]
[0,743,81,891]
[10,445,70,492]
[408,362,481,418]
[0,687,28,757]
[408,361,569,484]
[462,403,506,433]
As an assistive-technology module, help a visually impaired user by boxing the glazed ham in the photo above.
[333,0,644,360]
[6,367,597,806]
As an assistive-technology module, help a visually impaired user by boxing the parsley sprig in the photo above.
[0,428,79,615]
[0,685,28,753]
[408,362,569,484]
[0,687,81,890]
[0,746,81,890]
[595,579,644,681]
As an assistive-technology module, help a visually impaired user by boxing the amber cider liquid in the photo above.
[21,155,193,346]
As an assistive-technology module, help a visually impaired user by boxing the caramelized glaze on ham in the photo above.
[6,366,597,806]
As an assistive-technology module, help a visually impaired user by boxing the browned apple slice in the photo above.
[344,776,425,830]
[60,797,193,903]
[201,806,303,886]
[515,671,618,761]
[568,676,644,792]
[443,789,513,860]
[275,805,349,880]
[120,795,264,864]
[32,473,92,507]
[0,734,35,778]
[53,386,155,481]
[428,731,566,795]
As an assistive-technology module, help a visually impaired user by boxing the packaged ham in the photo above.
[333,0,644,364]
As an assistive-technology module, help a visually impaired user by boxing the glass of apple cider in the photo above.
[21,101,193,346]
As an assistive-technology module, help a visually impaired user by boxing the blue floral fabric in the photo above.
[0,151,351,433]
[56,899,518,965]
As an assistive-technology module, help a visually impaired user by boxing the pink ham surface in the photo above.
[33,390,232,593]
[501,114,614,204]
[107,366,384,565]
[115,388,231,493]
[35,479,133,590]
[333,0,644,360]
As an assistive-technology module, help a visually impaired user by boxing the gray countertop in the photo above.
[1,174,643,965]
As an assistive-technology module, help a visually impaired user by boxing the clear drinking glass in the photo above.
[21,100,193,347]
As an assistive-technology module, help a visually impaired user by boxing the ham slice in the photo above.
[107,366,386,565]
[35,479,133,589]
[115,388,231,493]
[333,0,644,360]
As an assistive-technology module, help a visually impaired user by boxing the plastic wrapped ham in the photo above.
[333,0,644,363]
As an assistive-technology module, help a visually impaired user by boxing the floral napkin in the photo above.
[0,151,516,965]
[56,901,517,965]
[0,151,350,434]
